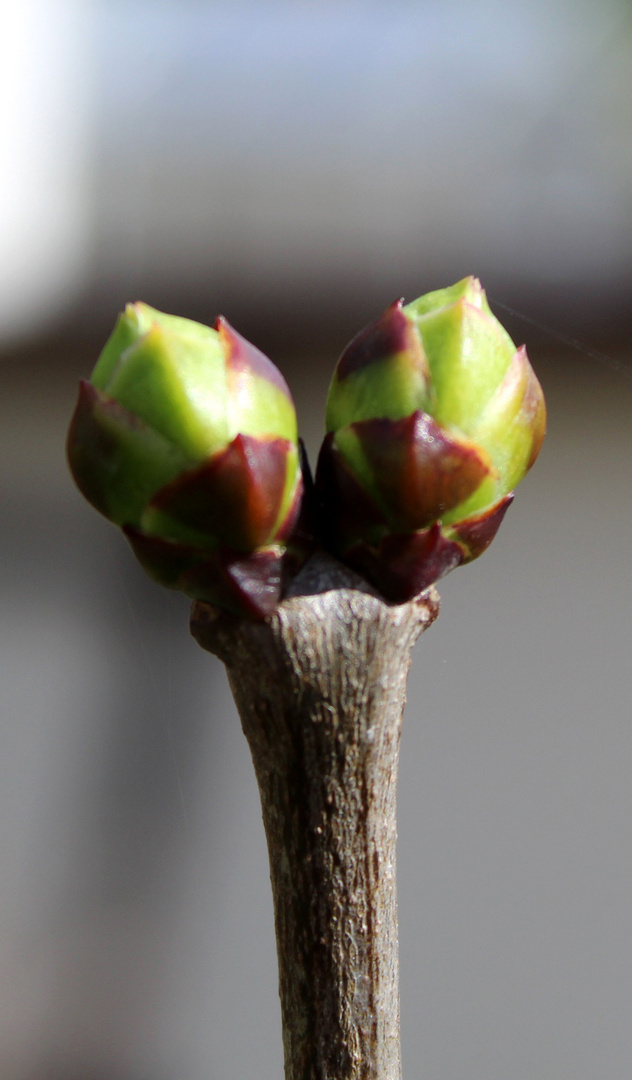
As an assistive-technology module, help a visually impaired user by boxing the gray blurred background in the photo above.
[1,1,632,1077]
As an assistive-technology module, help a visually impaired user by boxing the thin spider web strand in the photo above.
[491,297,632,385]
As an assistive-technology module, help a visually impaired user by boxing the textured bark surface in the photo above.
[191,551,439,1080]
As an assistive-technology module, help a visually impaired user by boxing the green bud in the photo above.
[317,277,546,601]
[68,303,307,617]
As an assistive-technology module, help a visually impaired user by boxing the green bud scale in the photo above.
[67,303,307,618]
[316,277,546,601]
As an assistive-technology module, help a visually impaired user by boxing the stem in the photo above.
[191,551,439,1080]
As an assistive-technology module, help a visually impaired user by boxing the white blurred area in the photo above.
[1,3,632,1080]
[0,1,93,343]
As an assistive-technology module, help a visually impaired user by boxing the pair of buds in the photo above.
[67,278,545,617]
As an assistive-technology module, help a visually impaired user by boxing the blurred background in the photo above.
[1,0,632,1077]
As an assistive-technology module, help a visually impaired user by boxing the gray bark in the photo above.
[191,551,440,1080]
